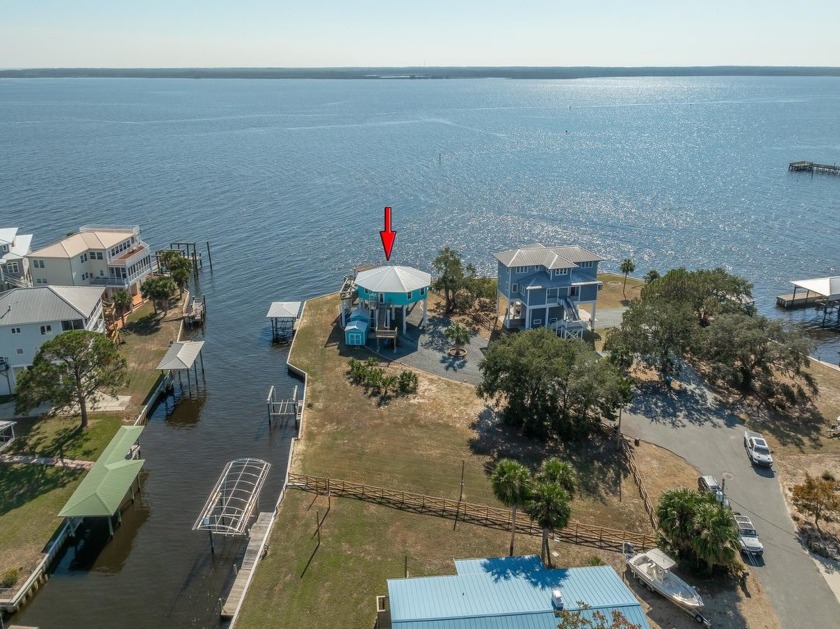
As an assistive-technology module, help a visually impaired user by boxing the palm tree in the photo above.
[691,501,739,572]
[620,258,636,297]
[656,488,698,557]
[491,459,532,557]
[537,458,577,497]
[112,289,132,325]
[141,276,177,314]
[526,481,572,567]
[444,322,471,355]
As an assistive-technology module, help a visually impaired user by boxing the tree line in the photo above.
[605,267,816,403]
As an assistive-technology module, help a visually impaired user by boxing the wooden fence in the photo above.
[287,473,654,551]
[618,438,659,530]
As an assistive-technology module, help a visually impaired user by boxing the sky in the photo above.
[1,0,839,69]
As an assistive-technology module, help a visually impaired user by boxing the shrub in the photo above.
[1,567,20,588]
[585,556,604,566]
[397,370,419,395]
[821,470,836,482]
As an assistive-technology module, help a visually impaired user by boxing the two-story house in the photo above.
[0,286,106,395]
[26,225,153,303]
[0,227,33,291]
[495,244,605,338]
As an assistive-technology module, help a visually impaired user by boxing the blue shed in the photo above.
[345,319,369,346]
[382,556,650,629]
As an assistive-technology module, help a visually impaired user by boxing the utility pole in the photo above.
[459,460,465,502]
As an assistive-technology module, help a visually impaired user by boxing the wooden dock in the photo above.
[776,292,823,309]
[220,512,273,618]
[789,161,840,176]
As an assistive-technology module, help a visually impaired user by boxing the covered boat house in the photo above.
[157,340,206,399]
[266,301,301,343]
[58,426,145,537]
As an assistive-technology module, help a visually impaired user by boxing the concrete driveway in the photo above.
[620,368,840,629]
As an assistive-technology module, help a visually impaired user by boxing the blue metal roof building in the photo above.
[384,556,649,629]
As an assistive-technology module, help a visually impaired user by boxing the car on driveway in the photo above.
[697,475,730,507]
[744,430,773,467]
[734,514,764,556]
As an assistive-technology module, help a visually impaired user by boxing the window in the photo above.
[511,283,519,295]
[579,261,594,269]
[406,291,412,299]
[80,253,88,263]
[515,266,527,273]
[16,348,24,355]
[61,320,84,331]
[420,287,426,296]
[570,286,579,297]
[95,251,104,260]
[6,261,19,274]
[11,327,21,334]
[379,293,384,303]
[40,325,52,335]
[532,318,543,326]
[99,269,105,277]
[33,259,45,269]
[554,268,569,277]
[547,288,558,300]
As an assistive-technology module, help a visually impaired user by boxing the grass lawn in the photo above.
[241,293,656,628]
[0,464,84,578]
[594,272,644,309]
[7,414,123,461]
[119,295,185,411]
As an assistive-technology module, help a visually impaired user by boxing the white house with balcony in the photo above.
[495,244,604,339]
[26,226,153,304]
[0,286,106,395]
[0,227,34,291]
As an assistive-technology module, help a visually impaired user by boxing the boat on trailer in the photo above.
[623,543,710,626]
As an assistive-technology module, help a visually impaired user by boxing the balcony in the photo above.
[108,243,151,267]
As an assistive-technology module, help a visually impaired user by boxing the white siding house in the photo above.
[0,286,106,395]
[25,225,153,303]
[0,227,33,291]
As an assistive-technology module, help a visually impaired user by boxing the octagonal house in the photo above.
[353,265,431,348]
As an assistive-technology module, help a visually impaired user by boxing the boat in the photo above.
[623,543,710,625]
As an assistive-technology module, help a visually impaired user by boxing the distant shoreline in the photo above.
[2,66,840,80]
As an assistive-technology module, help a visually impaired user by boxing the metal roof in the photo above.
[791,276,840,301]
[494,244,606,270]
[0,228,18,246]
[156,340,205,371]
[193,458,271,536]
[355,265,431,294]
[0,286,105,327]
[0,420,16,432]
[388,557,649,629]
[266,301,302,319]
[2,233,33,261]
[58,426,144,518]
[28,227,137,259]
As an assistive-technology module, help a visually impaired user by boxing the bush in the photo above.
[398,370,419,395]
[585,556,604,566]
[1,567,20,588]
[822,470,836,482]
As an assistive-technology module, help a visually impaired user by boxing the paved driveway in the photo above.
[620,369,840,629]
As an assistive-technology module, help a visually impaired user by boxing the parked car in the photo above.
[697,475,730,508]
[744,430,773,467]
[734,514,764,556]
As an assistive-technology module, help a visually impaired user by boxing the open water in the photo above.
[1,77,839,627]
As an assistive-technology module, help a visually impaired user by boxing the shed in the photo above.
[345,319,369,346]
[58,426,145,536]
[355,265,431,335]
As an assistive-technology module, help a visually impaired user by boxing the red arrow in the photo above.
[379,206,396,261]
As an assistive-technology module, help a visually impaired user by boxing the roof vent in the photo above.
[551,588,564,610]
